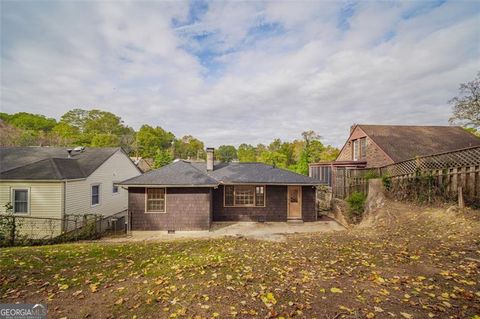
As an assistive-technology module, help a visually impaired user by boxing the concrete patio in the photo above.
[102,218,345,242]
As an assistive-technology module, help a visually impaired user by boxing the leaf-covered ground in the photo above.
[1,203,479,319]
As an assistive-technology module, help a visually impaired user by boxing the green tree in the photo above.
[237,144,256,162]
[52,122,77,139]
[268,138,282,152]
[84,110,124,135]
[136,125,175,158]
[0,112,12,122]
[59,108,89,133]
[174,136,204,160]
[295,148,310,175]
[279,142,295,166]
[7,112,56,131]
[320,145,340,161]
[90,133,120,147]
[449,72,480,129]
[259,150,287,168]
[119,127,136,155]
[216,145,237,163]
[153,148,173,168]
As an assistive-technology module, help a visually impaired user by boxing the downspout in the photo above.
[63,180,67,232]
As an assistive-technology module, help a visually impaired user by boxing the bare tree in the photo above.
[449,72,480,129]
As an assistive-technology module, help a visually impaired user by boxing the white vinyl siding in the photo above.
[0,182,63,219]
[65,150,140,216]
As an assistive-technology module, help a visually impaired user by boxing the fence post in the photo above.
[458,187,465,209]
[9,215,16,246]
[74,217,78,241]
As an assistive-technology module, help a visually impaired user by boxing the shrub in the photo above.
[364,171,380,179]
[382,175,392,191]
[346,192,366,224]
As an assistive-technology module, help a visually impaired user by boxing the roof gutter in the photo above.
[0,178,87,182]
[118,184,219,188]
[118,182,324,187]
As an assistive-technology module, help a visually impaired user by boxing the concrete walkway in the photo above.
[102,219,345,242]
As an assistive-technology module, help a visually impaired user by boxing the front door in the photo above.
[288,186,302,219]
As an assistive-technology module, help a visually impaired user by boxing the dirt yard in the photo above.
[1,201,479,319]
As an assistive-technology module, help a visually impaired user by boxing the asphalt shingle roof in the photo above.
[0,147,120,180]
[358,125,480,162]
[120,160,219,186]
[120,160,321,186]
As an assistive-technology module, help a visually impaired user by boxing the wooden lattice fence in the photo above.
[380,146,480,205]
[336,146,480,205]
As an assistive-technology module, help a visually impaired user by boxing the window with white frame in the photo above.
[353,139,360,161]
[91,184,100,206]
[112,182,119,194]
[146,188,166,212]
[12,189,29,214]
[255,186,265,206]
[353,138,367,161]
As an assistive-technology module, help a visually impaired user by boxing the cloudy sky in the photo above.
[1,1,479,147]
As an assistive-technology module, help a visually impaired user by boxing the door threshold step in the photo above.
[287,219,304,223]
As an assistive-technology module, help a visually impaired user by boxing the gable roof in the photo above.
[120,160,321,186]
[351,125,480,163]
[0,147,121,180]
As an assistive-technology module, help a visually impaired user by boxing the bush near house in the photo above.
[345,192,366,223]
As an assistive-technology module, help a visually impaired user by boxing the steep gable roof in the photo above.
[0,147,120,180]
[120,160,321,186]
[357,125,480,162]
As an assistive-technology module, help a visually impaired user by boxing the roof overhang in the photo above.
[0,178,86,182]
[218,182,324,186]
[118,184,218,188]
[309,160,367,167]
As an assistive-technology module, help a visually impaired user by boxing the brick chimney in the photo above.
[206,147,214,171]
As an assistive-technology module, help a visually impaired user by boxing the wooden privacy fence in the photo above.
[334,146,480,204]
[379,146,480,205]
[333,167,379,199]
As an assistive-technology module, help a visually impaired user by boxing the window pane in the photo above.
[14,190,28,213]
[290,189,298,203]
[360,138,367,159]
[147,188,165,212]
[92,185,100,205]
[255,186,265,207]
[15,190,28,201]
[224,186,234,206]
[353,140,359,160]
[235,186,254,205]
[113,183,119,193]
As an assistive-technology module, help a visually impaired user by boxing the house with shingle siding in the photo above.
[119,148,321,231]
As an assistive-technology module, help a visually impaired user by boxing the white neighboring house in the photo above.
[0,147,141,223]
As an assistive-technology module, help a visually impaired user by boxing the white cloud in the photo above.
[1,0,479,147]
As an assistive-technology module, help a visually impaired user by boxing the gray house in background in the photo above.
[119,148,321,231]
